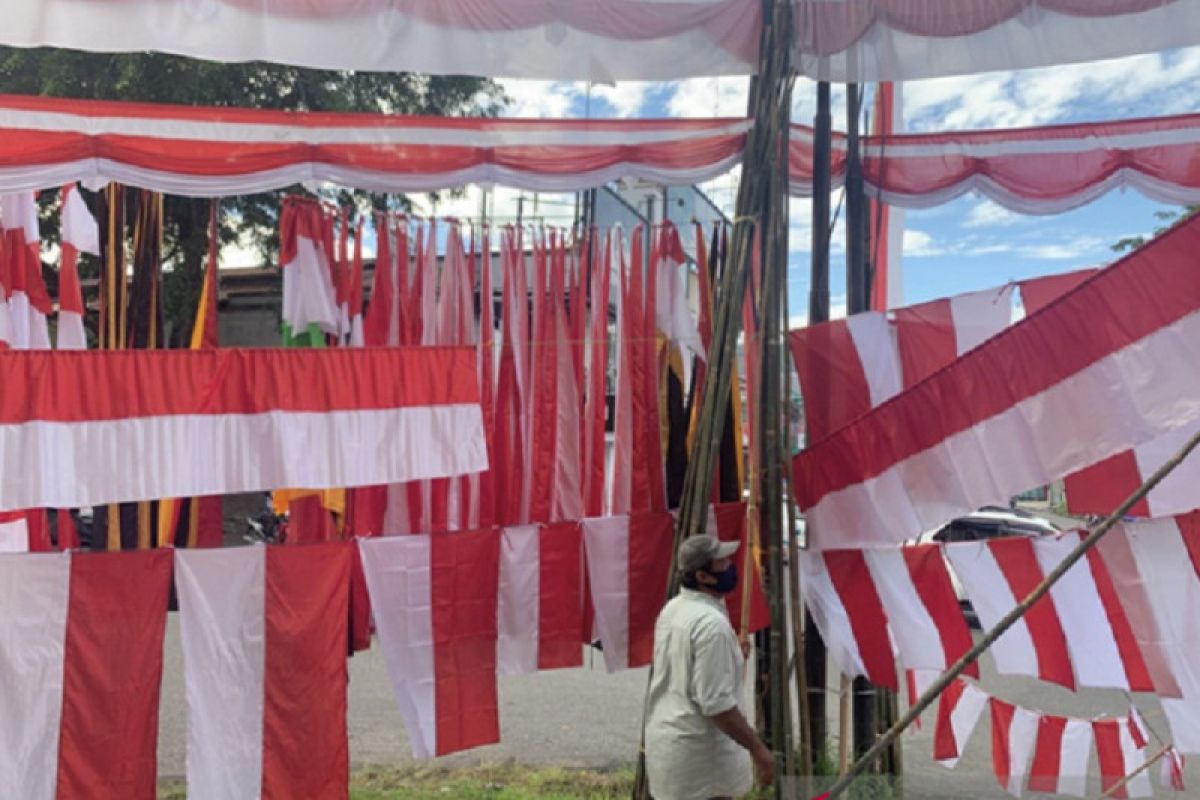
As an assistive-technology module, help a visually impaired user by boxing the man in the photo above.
[645,535,775,800]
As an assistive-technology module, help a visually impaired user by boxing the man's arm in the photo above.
[710,706,776,786]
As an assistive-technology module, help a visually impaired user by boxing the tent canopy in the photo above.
[1,1,1198,81]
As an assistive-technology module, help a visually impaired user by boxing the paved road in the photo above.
[156,617,1194,796]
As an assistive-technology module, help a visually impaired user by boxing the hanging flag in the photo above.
[654,223,704,363]
[1027,715,1092,797]
[550,234,583,523]
[1019,268,1098,316]
[794,211,1200,549]
[989,697,1039,798]
[1,192,51,349]
[347,217,365,347]
[57,185,97,351]
[708,502,770,636]
[497,521,585,675]
[280,198,339,343]
[932,679,988,767]
[582,228,611,517]
[890,285,1014,386]
[869,81,905,312]
[176,542,351,800]
[1093,717,1153,799]
[1161,747,1187,792]
[582,511,675,672]
[0,549,171,799]
[359,529,501,758]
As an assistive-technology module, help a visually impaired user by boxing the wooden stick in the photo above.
[837,673,852,775]
[825,425,1200,800]
[1096,744,1173,799]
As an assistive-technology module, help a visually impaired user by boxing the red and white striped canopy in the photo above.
[0,94,749,197]
[2,1,1198,81]
[790,112,1200,214]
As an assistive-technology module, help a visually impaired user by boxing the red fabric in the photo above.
[1175,510,1200,582]
[989,698,1017,793]
[528,237,555,523]
[642,228,664,511]
[57,549,171,799]
[902,544,978,679]
[711,502,770,635]
[286,495,338,544]
[1080,532,1155,692]
[1065,450,1151,517]
[431,529,501,755]
[477,236,496,528]
[1094,718,1131,800]
[262,542,350,799]
[823,549,898,690]
[58,245,84,315]
[932,679,967,761]
[624,228,653,513]
[625,511,675,669]
[988,537,1075,690]
[23,508,51,551]
[56,508,79,550]
[583,230,611,517]
[892,298,955,388]
[794,212,1200,512]
[348,544,372,654]
[537,522,585,669]
[1019,268,1099,316]
[788,319,873,443]
[869,81,898,312]
[362,213,393,349]
[1027,714,1069,794]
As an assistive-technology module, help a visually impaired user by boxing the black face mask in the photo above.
[702,562,739,594]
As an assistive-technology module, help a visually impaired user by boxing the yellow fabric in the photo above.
[273,488,346,517]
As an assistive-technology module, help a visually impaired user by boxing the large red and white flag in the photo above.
[1,192,51,349]
[794,213,1200,548]
[497,521,585,675]
[0,549,171,799]
[989,698,1039,798]
[0,346,487,511]
[175,542,351,800]
[582,511,675,672]
[359,529,501,758]
[56,184,97,351]
[1027,715,1092,797]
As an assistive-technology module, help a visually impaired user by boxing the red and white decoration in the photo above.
[989,697,1040,798]
[932,678,989,768]
[1094,718,1153,798]
[176,543,351,800]
[56,184,97,351]
[582,511,675,673]
[359,530,502,758]
[1028,715,1093,798]
[0,191,50,350]
[0,549,171,799]
[0,347,487,511]
[280,199,340,337]
[497,522,585,675]
[1066,419,1200,518]
[793,213,1200,549]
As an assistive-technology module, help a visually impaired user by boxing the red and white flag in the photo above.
[1019,268,1098,316]
[932,678,988,767]
[795,212,1200,549]
[280,199,339,337]
[176,543,351,800]
[1067,419,1200,518]
[891,285,1014,387]
[708,502,770,636]
[56,184,97,351]
[497,521,585,675]
[582,511,675,672]
[1161,747,1187,792]
[655,224,704,363]
[1027,715,1092,797]
[359,529,501,758]
[0,347,487,511]
[1,192,51,350]
[989,698,1039,798]
[1094,717,1152,799]
[0,549,171,799]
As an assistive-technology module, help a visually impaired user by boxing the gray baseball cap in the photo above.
[677,535,740,574]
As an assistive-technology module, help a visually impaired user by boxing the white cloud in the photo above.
[665,77,750,118]
[902,229,942,257]
[497,79,583,118]
[965,200,1022,229]
[589,83,650,118]
[1017,235,1109,261]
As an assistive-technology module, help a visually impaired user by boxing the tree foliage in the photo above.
[0,48,503,343]
[1111,206,1199,254]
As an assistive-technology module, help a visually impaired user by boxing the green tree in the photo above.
[1111,206,1199,253]
[0,49,503,343]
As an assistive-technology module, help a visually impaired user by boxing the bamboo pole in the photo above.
[837,674,851,774]
[825,426,1200,799]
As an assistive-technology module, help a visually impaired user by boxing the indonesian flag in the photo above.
[1019,268,1098,316]
[1066,419,1200,518]
[989,697,1039,797]
[798,542,976,691]
[1094,717,1152,799]
[0,549,171,799]
[794,212,1200,549]
[280,199,339,338]
[868,81,904,312]
[1,192,51,350]
[0,347,487,511]
[57,184,97,351]
[1028,715,1093,797]
[497,521,585,675]
[932,679,988,767]
[708,502,770,636]
[1161,747,1187,793]
[655,223,704,363]
[175,542,351,800]
[359,529,501,758]
[582,511,675,672]
[890,285,1014,386]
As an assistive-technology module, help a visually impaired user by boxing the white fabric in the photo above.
[943,543,1038,680]
[655,253,704,363]
[1125,520,1200,753]
[1119,721,1154,798]
[175,546,266,800]
[1,191,38,239]
[60,187,98,255]
[7,294,51,351]
[0,297,10,347]
[497,525,540,676]
[797,551,866,679]
[358,536,437,759]
[845,311,902,407]
[1034,536,1128,690]
[862,548,945,672]
[644,589,752,800]
[949,285,1014,355]
[1057,718,1093,798]
[581,515,630,672]
[281,235,339,335]
[936,682,987,769]
[0,552,69,800]
[0,518,28,552]
[0,403,487,511]
[1135,419,1200,518]
[1001,706,1040,798]
[805,306,1200,548]
[55,311,86,351]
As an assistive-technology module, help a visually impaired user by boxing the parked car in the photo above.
[914,506,1060,628]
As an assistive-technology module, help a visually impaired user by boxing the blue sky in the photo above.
[476,46,1200,325]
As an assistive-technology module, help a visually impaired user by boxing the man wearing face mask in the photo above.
[644,535,775,799]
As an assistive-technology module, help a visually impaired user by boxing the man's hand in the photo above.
[751,742,777,786]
